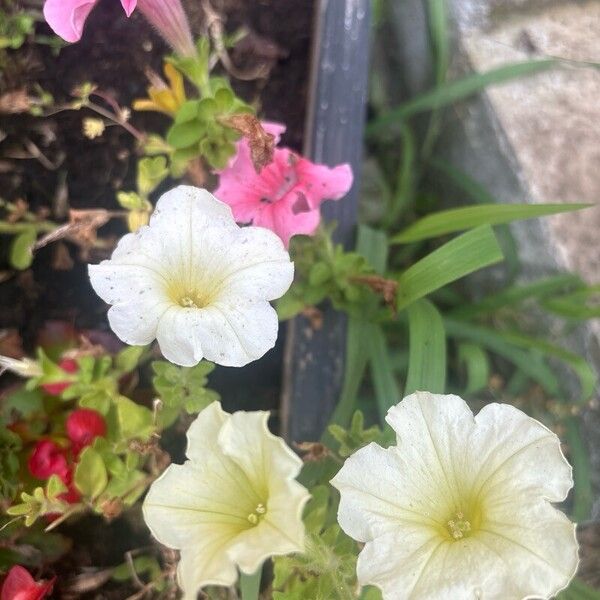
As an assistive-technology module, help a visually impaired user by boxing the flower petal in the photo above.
[295,159,353,209]
[253,196,321,247]
[185,400,229,461]
[43,0,97,43]
[120,0,137,17]
[469,403,573,503]
[155,306,205,366]
[177,544,238,597]
[215,226,294,300]
[150,185,235,232]
[331,442,444,542]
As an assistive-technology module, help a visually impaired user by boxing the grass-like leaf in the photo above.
[392,203,590,243]
[405,299,446,395]
[396,225,503,311]
[368,59,557,135]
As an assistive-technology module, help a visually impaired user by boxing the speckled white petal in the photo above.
[215,226,294,301]
[155,307,205,366]
[468,403,573,503]
[149,185,235,233]
[190,300,280,367]
[106,297,171,346]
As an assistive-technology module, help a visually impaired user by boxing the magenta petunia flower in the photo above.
[43,0,195,56]
[214,123,353,247]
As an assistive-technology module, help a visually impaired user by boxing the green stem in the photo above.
[239,567,262,600]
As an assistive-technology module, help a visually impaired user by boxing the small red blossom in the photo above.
[0,566,55,600]
[40,358,78,396]
[28,440,69,482]
[66,408,106,454]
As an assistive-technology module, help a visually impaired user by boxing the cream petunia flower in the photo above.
[88,186,293,367]
[142,402,309,598]
[331,392,579,600]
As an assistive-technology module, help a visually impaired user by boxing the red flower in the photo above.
[28,440,69,482]
[40,358,78,396]
[66,409,106,454]
[0,566,55,600]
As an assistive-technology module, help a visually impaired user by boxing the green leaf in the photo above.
[166,120,205,149]
[368,59,558,135]
[557,577,600,600]
[368,325,402,420]
[74,447,108,499]
[457,343,490,394]
[115,396,155,442]
[396,226,503,311]
[9,227,36,270]
[542,284,600,320]
[450,274,582,319]
[564,417,593,522]
[495,330,596,404]
[405,299,446,395]
[114,346,146,373]
[444,318,561,395]
[137,156,169,196]
[392,203,590,243]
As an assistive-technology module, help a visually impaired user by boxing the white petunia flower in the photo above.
[88,185,294,367]
[142,402,309,598]
[331,392,579,600]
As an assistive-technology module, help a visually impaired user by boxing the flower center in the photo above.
[173,289,214,309]
[446,511,472,540]
[246,502,267,526]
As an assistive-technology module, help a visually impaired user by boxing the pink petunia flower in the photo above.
[214,123,353,247]
[43,0,195,56]
[0,566,55,600]
[66,408,107,455]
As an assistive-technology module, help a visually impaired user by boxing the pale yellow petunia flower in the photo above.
[331,391,579,600]
[142,402,309,598]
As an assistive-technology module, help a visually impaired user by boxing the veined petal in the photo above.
[219,411,303,491]
[469,403,573,502]
[177,544,238,597]
[385,392,476,513]
[43,0,97,43]
[185,400,229,461]
[332,442,445,542]
[478,499,578,599]
[106,297,171,346]
[142,462,252,549]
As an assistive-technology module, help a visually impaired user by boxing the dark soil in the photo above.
[0,0,314,594]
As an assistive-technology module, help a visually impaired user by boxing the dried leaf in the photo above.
[34,209,112,251]
[218,113,275,172]
[0,89,31,114]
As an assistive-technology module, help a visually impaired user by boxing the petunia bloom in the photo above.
[214,123,353,247]
[0,566,55,600]
[43,0,195,56]
[331,391,579,600]
[88,186,294,368]
[66,408,107,454]
[143,402,309,598]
